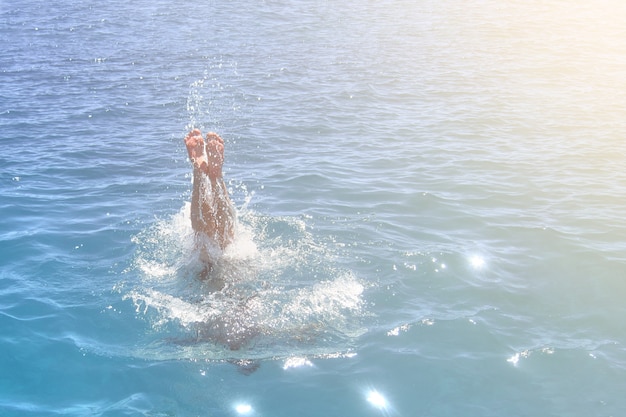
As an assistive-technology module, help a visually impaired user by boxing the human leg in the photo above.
[185,130,236,249]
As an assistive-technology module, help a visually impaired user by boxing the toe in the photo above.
[206,132,223,144]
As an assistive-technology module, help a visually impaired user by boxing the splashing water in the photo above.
[123,201,367,361]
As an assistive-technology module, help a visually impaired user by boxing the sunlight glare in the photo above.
[470,255,485,269]
[234,403,253,415]
[367,390,388,409]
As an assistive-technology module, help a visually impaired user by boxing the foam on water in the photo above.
[122,198,367,361]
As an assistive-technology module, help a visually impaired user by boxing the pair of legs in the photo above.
[184,129,236,250]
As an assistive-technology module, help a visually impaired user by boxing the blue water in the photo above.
[2,0,626,415]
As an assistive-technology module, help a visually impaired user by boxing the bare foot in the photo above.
[205,132,225,179]
[185,129,208,173]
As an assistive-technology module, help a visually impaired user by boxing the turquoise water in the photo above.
[2,0,626,415]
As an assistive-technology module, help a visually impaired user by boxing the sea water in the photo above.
[1,0,626,415]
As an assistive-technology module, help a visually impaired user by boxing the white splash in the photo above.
[124,200,367,360]
[283,357,314,370]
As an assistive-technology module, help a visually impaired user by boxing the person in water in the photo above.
[185,130,257,350]
[184,129,236,251]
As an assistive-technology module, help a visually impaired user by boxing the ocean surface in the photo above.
[2,0,626,415]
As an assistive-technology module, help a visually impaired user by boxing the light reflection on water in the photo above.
[234,403,253,415]
[367,389,389,410]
